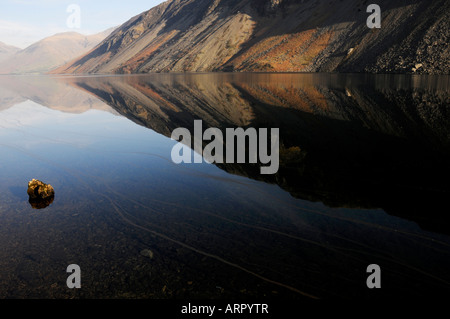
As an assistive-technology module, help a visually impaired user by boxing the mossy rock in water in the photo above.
[27,179,55,209]
[27,179,55,199]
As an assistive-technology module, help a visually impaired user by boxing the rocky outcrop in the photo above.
[51,0,449,75]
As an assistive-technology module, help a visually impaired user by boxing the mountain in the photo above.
[0,28,114,74]
[51,0,449,75]
[0,42,20,63]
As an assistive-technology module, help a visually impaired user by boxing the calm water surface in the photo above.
[0,73,449,299]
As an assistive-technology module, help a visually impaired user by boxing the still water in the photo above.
[0,73,449,299]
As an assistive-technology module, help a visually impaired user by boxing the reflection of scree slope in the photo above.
[65,74,450,235]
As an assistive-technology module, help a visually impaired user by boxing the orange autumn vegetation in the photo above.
[231,29,333,72]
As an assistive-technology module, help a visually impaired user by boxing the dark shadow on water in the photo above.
[8,185,29,202]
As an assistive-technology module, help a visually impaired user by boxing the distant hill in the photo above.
[51,0,449,75]
[0,41,20,63]
[0,28,115,74]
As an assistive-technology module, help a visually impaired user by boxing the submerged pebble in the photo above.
[140,249,154,259]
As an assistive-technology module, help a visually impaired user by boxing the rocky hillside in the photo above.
[0,29,114,74]
[52,0,449,75]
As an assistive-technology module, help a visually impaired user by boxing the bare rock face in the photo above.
[27,179,55,209]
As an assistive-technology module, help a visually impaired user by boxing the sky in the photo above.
[0,0,166,48]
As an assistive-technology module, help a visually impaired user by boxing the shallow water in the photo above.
[0,73,449,299]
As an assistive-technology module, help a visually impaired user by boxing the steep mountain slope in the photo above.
[0,42,20,63]
[52,0,449,75]
[0,29,114,74]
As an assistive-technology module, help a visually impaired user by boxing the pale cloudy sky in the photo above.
[0,0,166,48]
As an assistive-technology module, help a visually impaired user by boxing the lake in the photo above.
[0,73,449,299]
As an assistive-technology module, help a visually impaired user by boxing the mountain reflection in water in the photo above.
[0,73,449,299]
[67,73,450,234]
